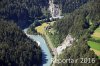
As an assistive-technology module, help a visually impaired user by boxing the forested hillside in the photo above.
[55,42,100,66]
[51,0,100,66]
[0,0,90,28]
[50,0,100,47]
[53,0,89,14]
[0,0,100,66]
[0,20,42,66]
[0,0,49,28]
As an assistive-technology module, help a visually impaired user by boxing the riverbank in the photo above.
[88,26,100,59]
[26,28,56,66]
[24,28,52,66]
[42,34,55,56]
[26,22,55,55]
[42,34,55,66]
[34,22,57,66]
[42,34,58,66]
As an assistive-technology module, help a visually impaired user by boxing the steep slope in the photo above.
[51,0,100,66]
[0,20,42,66]
[0,0,49,28]
[52,0,100,46]
[53,0,89,14]
[49,0,62,18]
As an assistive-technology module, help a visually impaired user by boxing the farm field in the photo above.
[35,21,55,34]
[35,23,49,34]
[88,26,100,59]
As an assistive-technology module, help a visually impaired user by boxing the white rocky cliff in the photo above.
[52,34,75,55]
[56,35,75,55]
[49,0,63,19]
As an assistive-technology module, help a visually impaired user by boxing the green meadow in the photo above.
[88,41,100,51]
[88,26,100,59]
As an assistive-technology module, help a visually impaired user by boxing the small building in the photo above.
[44,25,51,30]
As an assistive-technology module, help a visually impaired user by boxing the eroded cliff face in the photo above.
[52,35,75,66]
[52,34,75,56]
[57,34,75,55]
[49,0,63,19]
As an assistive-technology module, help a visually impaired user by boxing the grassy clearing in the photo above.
[44,32,55,49]
[35,22,55,34]
[35,22,55,49]
[90,48,100,56]
[95,26,100,32]
[98,56,100,59]
[35,23,49,34]
[88,26,100,59]
[92,32,100,38]
[92,36,100,40]
[92,26,100,38]
[88,41,100,51]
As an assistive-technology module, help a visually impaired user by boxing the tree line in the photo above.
[0,20,42,66]
[50,0,100,66]
[0,0,49,28]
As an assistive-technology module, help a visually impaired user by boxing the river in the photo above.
[23,28,52,66]
[23,0,64,66]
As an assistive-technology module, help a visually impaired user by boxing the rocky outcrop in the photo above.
[56,34,75,55]
[49,0,63,19]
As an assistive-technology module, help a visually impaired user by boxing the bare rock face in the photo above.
[49,0,63,19]
[56,34,75,55]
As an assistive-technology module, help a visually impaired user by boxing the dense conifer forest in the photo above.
[0,0,100,66]
[50,0,100,66]
[0,0,49,28]
[0,20,42,66]
[49,0,100,47]
[53,0,89,14]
